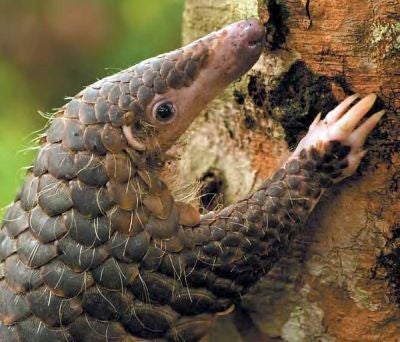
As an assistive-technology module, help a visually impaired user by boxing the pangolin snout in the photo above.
[210,18,264,80]
[242,18,265,49]
[226,18,265,52]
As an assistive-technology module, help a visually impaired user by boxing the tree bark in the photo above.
[177,0,400,341]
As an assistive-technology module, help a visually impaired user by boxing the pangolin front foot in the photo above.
[293,93,384,182]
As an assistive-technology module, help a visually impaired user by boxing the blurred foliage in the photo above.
[0,0,184,209]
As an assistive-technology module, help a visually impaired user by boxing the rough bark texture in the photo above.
[179,0,400,341]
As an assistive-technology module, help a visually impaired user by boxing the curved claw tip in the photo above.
[375,109,386,119]
[349,108,385,148]
[354,93,378,115]
[324,93,360,124]
[364,93,377,104]
[346,93,360,102]
[336,93,378,132]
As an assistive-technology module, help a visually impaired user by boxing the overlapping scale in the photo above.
[122,303,178,339]
[91,257,139,289]
[4,255,43,293]
[68,315,129,342]
[26,287,82,326]
[41,259,91,297]
[17,231,58,268]
[82,286,133,321]
[0,281,30,324]
[16,317,73,341]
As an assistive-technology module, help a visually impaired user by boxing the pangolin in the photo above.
[0,18,384,341]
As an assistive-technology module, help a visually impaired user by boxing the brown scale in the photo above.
[40,260,92,297]
[17,317,73,342]
[4,255,43,294]
[0,18,379,341]
[67,315,129,341]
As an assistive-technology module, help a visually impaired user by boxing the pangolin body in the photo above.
[0,19,384,341]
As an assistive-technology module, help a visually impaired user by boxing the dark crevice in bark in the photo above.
[389,169,400,193]
[269,61,343,149]
[374,224,400,304]
[199,168,225,212]
[233,89,258,129]
[243,112,257,129]
[264,0,290,50]
[305,0,312,27]
[248,74,267,108]
[248,61,356,149]
[233,89,246,105]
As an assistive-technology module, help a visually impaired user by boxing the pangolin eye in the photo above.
[154,101,176,122]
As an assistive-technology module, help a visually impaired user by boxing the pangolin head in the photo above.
[119,19,265,153]
[54,19,264,168]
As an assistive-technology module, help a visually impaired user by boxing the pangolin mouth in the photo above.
[248,38,263,48]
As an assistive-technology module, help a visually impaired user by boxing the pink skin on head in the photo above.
[123,19,265,152]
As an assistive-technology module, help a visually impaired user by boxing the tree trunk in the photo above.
[177,0,400,340]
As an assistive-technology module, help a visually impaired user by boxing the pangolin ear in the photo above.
[123,125,146,151]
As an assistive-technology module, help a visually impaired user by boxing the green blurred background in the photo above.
[0,0,185,209]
